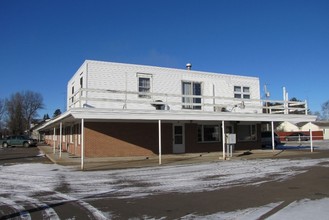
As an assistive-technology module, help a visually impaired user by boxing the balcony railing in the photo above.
[68,88,308,115]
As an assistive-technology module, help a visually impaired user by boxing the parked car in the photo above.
[0,135,37,148]
[285,132,309,141]
[261,131,281,147]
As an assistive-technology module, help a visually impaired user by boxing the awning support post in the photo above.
[158,119,162,165]
[59,122,62,158]
[53,127,56,154]
[271,121,275,151]
[222,120,226,159]
[81,118,85,170]
[310,127,313,152]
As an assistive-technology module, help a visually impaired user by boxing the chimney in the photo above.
[186,63,192,70]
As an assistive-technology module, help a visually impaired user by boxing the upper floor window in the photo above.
[182,81,202,109]
[71,86,74,103]
[138,77,151,98]
[234,86,250,99]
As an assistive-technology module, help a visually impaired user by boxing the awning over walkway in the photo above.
[36,108,317,170]
[37,108,317,131]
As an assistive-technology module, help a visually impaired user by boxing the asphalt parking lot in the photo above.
[0,145,50,165]
[1,143,329,219]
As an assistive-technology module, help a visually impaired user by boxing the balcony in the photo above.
[68,88,308,116]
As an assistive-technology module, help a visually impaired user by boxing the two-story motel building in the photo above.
[38,60,316,166]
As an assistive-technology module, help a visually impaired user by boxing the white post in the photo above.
[53,127,56,154]
[59,122,62,158]
[286,92,289,114]
[283,87,286,114]
[158,120,162,165]
[222,120,226,159]
[271,121,275,151]
[310,128,313,152]
[81,118,85,170]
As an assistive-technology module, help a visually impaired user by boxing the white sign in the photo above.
[226,133,236,144]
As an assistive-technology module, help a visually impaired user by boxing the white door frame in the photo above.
[173,123,185,153]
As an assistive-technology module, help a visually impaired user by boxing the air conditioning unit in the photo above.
[214,106,227,112]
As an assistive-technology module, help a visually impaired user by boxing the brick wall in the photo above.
[84,122,172,157]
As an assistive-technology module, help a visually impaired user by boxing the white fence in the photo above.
[68,88,308,115]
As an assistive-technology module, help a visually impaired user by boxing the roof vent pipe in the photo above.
[186,63,192,70]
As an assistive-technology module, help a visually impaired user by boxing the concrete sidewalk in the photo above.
[38,144,323,170]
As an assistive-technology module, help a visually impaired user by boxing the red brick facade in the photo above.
[84,122,172,157]
[44,121,262,157]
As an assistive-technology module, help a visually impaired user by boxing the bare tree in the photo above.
[0,98,6,136]
[6,91,44,135]
[21,90,44,131]
[6,92,25,134]
[321,100,329,120]
[0,98,5,122]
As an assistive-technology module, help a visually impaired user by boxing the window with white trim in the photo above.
[182,81,202,109]
[71,86,75,103]
[234,86,250,99]
[198,124,220,142]
[237,124,257,141]
[138,74,151,98]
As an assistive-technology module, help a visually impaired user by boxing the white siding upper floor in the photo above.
[67,60,262,113]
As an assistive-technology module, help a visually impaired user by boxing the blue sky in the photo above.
[1,0,328,117]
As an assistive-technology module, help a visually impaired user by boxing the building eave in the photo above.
[36,108,316,131]
[72,108,318,122]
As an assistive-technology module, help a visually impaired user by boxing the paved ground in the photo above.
[1,142,329,219]
[0,146,51,165]
[90,164,329,219]
[37,141,327,170]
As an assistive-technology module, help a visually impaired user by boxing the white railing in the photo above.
[68,88,308,115]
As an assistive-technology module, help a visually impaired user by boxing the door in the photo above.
[173,124,185,153]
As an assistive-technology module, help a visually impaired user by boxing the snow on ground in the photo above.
[182,198,329,220]
[181,202,283,220]
[1,157,329,219]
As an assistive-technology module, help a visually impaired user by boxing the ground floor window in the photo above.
[198,124,220,142]
[237,124,257,141]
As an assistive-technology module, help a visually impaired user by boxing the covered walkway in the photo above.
[38,143,324,171]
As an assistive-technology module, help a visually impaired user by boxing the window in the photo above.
[71,86,75,103]
[234,86,250,99]
[198,125,220,142]
[237,124,256,141]
[138,77,151,98]
[80,77,83,96]
[182,81,202,109]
